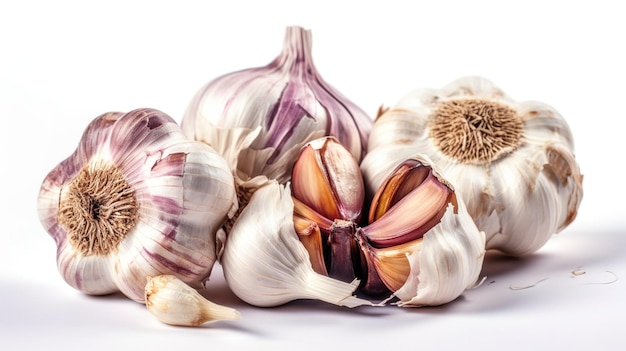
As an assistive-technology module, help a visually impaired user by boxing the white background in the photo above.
[1,0,625,350]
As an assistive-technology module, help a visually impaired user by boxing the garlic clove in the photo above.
[360,144,427,201]
[145,275,240,326]
[220,181,371,308]
[356,235,423,295]
[293,215,329,276]
[363,76,583,256]
[292,136,364,223]
[38,108,237,302]
[367,160,431,222]
[362,159,453,248]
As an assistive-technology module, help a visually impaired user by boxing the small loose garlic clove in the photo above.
[363,76,583,256]
[37,108,237,302]
[220,180,372,308]
[145,275,240,327]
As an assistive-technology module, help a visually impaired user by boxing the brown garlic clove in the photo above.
[362,159,454,248]
[356,234,423,296]
[291,136,364,223]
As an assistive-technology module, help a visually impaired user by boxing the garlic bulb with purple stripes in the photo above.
[181,26,372,206]
[37,108,237,303]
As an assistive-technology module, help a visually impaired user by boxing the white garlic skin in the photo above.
[145,275,241,326]
[181,26,372,185]
[220,181,371,308]
[38,108,237,302]
[393,168,486,306]
[362,76,583,256]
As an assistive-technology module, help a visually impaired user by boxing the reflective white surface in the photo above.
[2,0,625,350]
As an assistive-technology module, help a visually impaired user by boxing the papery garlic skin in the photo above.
[362,76,583,256]
[393,184,486,306]
[220,181,371,308]
[181,26,372,186]
[38,108,237,302]
[145,275,240,326]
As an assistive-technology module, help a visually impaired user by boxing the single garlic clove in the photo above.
[38,108,237,302]
[362,159,454,248]
[368,159,431,222]
[292,136,364,223]
[362,76,583,256]
[221,181,371,308]
[293,215,328,276]
[356,235,423,295]
[145,275,240,326]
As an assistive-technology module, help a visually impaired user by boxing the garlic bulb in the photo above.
[38,108,237,302]
[220,180,372,308]
[362,76,583,256]
[145,275,240,326]
[292,137,485,305]
[181,25,372,189]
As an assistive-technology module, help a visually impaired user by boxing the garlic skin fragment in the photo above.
[362,76,583,256]
[220,181,372,308]
[145,275,240,327]
[393,187,486,306]
[181,26,372,188]
[37,108,237,302]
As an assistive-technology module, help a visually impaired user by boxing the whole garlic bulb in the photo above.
[37,108,237,302]
[181,25,372,188]
[291,137,485,306]
[362,76,583,256]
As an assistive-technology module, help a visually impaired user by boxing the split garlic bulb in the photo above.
[181,25,372,189]
[362,76,583,256]
[221,180,372,308]
[38,108,237,302]
[292,137,485,306]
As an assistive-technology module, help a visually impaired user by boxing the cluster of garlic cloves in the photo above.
[181,26,373,224]
[38,108,237,302]
[221,136,485,307]
[220,179,372,308]
[362,76,583,256]
[296,138,485,305]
